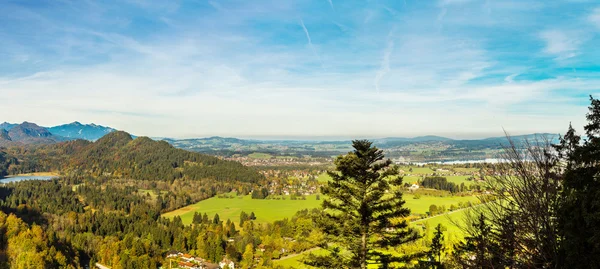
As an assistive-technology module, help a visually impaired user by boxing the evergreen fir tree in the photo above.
[310,140,418,269]
[556,96,600,268]
[428,224,445,268]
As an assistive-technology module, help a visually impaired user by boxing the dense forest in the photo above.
[0,178,322,268]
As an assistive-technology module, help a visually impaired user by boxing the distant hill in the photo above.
[0,122,66,146]
[57,131,263,182]
[163,133,564,161]
[482,133,560,143]
[0,129,10,141]
[0,122,16,131]
[0,121,117,145]
[48,121,115,141]
[0,120,563,162]
[376,136,453,143]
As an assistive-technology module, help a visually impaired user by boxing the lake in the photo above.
[0,175,57,184]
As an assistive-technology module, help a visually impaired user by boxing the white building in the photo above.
[219,258,235,269]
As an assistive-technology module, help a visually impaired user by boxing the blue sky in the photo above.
[1,0,599,139]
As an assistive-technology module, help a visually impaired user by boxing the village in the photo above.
[165,252,235,269]
[259,169,323,197]
[225,155,330,167]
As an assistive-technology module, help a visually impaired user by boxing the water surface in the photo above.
[0,175,57,184]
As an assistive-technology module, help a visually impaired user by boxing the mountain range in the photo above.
[1,120,561,161]
[162,133,561,161]
[0,122,65,146]
[0,121,115,147]
[47,121,115,141]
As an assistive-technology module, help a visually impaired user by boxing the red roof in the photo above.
[178,261,194,267]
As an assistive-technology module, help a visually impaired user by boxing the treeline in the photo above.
[59,176,253,213]
[0,151,17,178]
[420,176,465,193]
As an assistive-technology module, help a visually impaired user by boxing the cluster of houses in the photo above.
[259,169,321,179]
[166,252,234,269]
[267,178,319,196]
[226,156,326,167]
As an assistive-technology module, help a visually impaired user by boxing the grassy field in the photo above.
[413,207,471,244]
[268,166,480,268]
[402,175,421,184]
[445,175,476,186]
[162,194,323,225]
[453,167,479,173]
[273,209,474,269]
[316,173,331,182]
[162,192,479,225]
[403,194,479,215]
[273,248,326,269]
[320,174,474,186]
[248,152,273,159]
[399,167,435,174]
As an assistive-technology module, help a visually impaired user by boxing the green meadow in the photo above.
[316,173,331,182]
[398,166,435,174]
[273,248,326,269]
[162,194,323,225]
[273,209,473,269]
[320,173,475,186]
[247,152,274,159]
[403,194,479,215]
[453,167,480,173]
[413,208,471,242]
[162,193,479,226]
[445,175,476,185]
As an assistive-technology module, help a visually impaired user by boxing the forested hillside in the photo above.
[0,132,274,268]
[1,131,263,184]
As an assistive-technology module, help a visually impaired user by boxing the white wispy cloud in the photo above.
[589,7,600,28]
[374,39,394,93]
[327,0,334,11]
[504,73,519,83]
[299,19,323,67]
[539,30,582,60]
[1,0,598,138]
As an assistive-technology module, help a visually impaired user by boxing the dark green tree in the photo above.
[428,224,445,268]
[311,140,418,269]
[496,213,517,268]
[239,211,249,226]
[555,96,600,268]
[452,214,500,268]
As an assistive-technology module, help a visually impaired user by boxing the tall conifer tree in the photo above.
[556,96,600,268]
[313,140,418,268]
